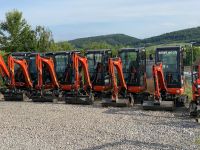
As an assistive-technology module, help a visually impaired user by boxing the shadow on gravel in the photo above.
[103,106,190,119]
[81,139,181,150]
[102,106,200,128]
[150,120,200,129]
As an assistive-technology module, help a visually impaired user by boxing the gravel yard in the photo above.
[0,101,199,150]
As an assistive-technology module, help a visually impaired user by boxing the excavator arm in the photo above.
[73,53,92,91]
[35,54,59,90]
[8,55,33,88]
[108,57,127,101]
[0,55,10,80]
[152,63,167,100]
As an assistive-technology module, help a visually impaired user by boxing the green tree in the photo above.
[34,26,55,52]
[0,10,35,52]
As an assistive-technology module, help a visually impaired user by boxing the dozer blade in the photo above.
[143,100,175,111]
[32,96,58,103]
[101,98,130,107]
[4,93,30,101]
[65,95,94,105]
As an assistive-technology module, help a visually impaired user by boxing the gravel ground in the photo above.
[0,101,199,150]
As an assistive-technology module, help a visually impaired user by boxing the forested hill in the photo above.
[69,34,140,48]
[141,27,200,46]
[68,27,200,48]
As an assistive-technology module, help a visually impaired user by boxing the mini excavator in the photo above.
[0,52,32,101]
[118,48,147,104]
[28,53,59,102]
[86,49,131,107]
[45,51,94,105]
[190,64,200,116]
[143,46,187,110]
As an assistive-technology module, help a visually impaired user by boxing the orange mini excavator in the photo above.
[28,53,59,102]
[0,53,32,101]
[101,57,131,107]
[45,51,94,105]
[118,48,147,104]
[85,49,131,107]
[190,64,200,116]
[143,46,187,110]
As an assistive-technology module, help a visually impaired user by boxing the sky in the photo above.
[0,0,200,41]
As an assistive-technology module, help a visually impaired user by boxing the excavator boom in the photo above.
[102,57,130,107]
[152,63,167,100]
[0,55,10,80]
[73,53,92,91]
[35,54,59,90]
[108,57,127,100]
[8,55,33,88]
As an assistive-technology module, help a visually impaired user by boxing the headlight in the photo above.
[197,85,200,89]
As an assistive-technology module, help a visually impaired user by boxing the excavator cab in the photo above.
[27,53,59,102]
[143,46,186,110]
[156,46,184,91]
[46,51,94,105]
[86,49,130,107]
[119,48,147,103]
[85,49,112,94]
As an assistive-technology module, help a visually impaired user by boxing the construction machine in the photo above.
[45,51,94,105]
[190,64,200,116]
[0,52,32,101]
[28,53,59,102]
[118,48,147,104]
[143,46,187,110]
[85,49,131,107]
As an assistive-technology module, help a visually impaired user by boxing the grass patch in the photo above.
[195,138,200,145]
[184,83,192,101]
